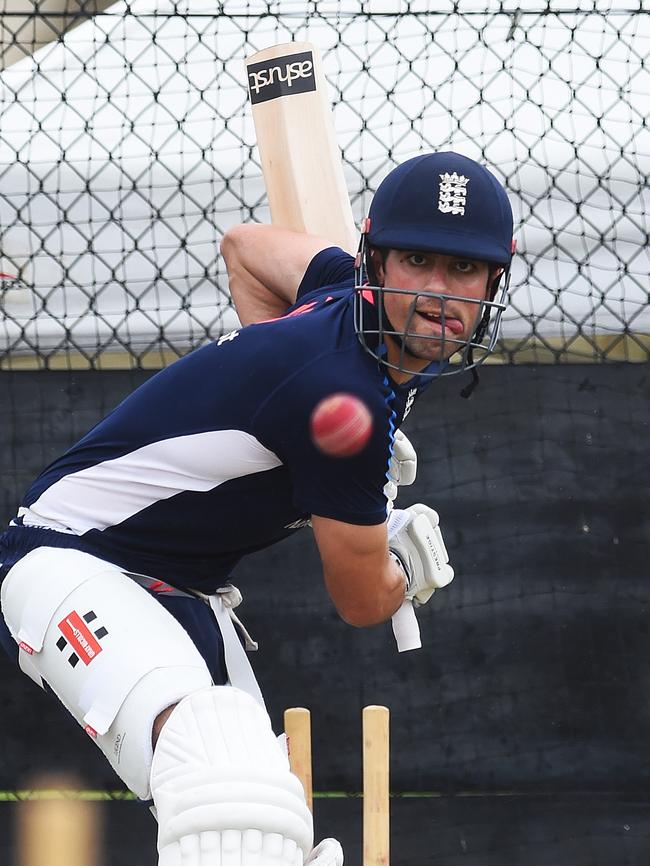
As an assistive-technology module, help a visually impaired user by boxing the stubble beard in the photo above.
[401,329,465,364]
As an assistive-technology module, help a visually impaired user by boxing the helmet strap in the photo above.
[459,355,480,399]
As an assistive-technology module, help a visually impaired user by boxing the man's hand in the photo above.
[384,429,417,506]
[387,504,454,606]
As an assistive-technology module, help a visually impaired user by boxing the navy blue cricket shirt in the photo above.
[0,249,430,591]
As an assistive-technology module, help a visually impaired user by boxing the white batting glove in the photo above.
[384,429,417,507]
[387,504,454,606]
[306,838,344,866]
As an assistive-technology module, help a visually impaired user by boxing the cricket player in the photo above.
[0,152,514,865]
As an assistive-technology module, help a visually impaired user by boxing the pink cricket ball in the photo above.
[310,392,373,458]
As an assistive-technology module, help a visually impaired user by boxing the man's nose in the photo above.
[423,265,449,294]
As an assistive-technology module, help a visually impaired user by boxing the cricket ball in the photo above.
[310,393,373,458]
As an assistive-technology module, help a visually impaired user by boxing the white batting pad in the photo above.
[1,547,212,799]
[151,686,313,866]
[305,838,344,866]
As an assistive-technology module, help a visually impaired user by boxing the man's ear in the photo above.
[487,266,505,299]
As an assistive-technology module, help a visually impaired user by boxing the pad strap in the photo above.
[125,573,265,710]
[207,593,266,710]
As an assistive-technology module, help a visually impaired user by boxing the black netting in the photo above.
[1,1,648,368]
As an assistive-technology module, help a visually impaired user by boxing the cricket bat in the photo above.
[246,42,421,653]
[245,42,358,254]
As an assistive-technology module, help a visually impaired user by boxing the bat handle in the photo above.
[391,599,422,652]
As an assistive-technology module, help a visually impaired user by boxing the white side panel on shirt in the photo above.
[20,429,283,534]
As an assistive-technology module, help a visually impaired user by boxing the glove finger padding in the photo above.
[409,513,454,591]
[407,503,452,575]
[385,432,417,513]
[388,504,454,607]
[390,430,417,487]
[383,480,399,511]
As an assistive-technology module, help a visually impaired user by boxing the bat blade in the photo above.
[246,42,358,254]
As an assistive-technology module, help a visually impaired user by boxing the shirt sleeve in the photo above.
[252,350,393,526]
[297,247,355,301]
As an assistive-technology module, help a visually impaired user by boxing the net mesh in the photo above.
[1,1,648,368]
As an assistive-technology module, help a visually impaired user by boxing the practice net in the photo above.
[0,0,648,368]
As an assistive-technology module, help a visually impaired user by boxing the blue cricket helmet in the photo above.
[354,151,515,388]
[367,152,513,267]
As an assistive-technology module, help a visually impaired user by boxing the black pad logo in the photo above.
[248,50,316,104]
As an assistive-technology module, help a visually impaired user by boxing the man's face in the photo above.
[372,248,498,380]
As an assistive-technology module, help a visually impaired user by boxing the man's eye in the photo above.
[455,261,475,273]
[408,254,427,265]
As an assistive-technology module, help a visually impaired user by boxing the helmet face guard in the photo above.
[352,152,514,380]
[353,232,512,379]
